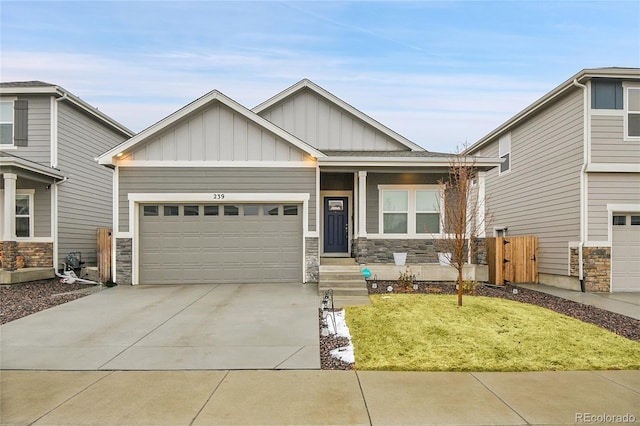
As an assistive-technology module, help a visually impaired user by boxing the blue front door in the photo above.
[324,197,349,253]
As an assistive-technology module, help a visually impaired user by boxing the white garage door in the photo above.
[612,213,640,292]
[139,203,303,284]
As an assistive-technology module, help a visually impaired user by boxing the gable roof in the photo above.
[98,89,325,165]
[0,81,134,137]
[466,67,640,154]
[252,79,426,152]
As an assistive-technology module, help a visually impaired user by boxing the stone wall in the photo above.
[116,238,132,286]
[305,237,319,283]
[0,241,53,270]
[353,238,439,264]
[570,246,611,292]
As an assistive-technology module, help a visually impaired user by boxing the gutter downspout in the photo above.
[51,93,68,273]
[573,78,588,292]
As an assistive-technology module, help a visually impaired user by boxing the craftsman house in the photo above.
[0,82,134,283]
[98,79,500,285]
[466,68,640,292]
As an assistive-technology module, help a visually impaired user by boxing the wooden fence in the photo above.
[486,236,539,285]
[97,228,112,283]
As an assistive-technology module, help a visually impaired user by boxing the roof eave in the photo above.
[0,157,67,180]
[466,67,640,154]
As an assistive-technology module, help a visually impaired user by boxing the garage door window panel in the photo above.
[264,205,279,216]
[164,205,179,216]
[143,205,159,216]
[284,205,298,215]
[204,205,219,216]
[244,205,259,216]
[184,205,200,216]
[224,205,239,216]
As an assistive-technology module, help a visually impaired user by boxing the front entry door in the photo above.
[324,197,349,253]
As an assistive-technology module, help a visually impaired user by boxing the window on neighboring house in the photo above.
[15,193,32,238]
[0,101,13,145]
[591,78,623,110]
[380,186,442,235]
[626,86,640,139]
[0,99,27,146]
[499,133,511,174]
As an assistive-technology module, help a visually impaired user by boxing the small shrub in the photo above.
[398,266,416,289]
[462,280,479,295]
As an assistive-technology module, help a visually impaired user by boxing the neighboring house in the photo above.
[466,67,640,292]
[0,81,134,283]
[98,79,499,286]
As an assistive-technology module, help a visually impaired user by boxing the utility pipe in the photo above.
[572,78,588,292]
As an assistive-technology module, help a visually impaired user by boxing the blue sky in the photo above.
[1,1,638,152]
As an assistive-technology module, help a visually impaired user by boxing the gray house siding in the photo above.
[14,179,52,238]
[8,95,51,165]
[479,88,584,277]
[591,114,640,164]
[258,89,408,152]
[125,103,309,162]
[57,101,125,266]
[118,167,317,233]
[587,173,640,241]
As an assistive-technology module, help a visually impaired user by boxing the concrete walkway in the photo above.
[1,369,638,425]
[0,283,320,370]
[519,284,640,320]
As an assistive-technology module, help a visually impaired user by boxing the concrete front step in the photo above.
[319,280,368,288]
[320,257,358,265]
[320,274,365,282]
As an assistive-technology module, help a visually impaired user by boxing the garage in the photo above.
[611,213,640,292]
[139,203,303,284]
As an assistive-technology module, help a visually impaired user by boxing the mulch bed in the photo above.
[320,281,640,370]
[0,279,101,325]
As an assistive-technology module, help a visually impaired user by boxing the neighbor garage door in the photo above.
[139,203,302,284]
[611,213,640,292]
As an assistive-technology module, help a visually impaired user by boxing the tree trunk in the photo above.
[457,267,463,307]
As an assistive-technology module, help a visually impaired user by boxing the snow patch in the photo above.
[326,309,355,364]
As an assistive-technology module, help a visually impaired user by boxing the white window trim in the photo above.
[378,184,444,237]
[15,189,35,240]
[623,82,640,142]
[498,132,511,175]
[0,98,17,148]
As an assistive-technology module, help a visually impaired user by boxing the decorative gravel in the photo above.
[0,279,101,325]
[319,281,640,370]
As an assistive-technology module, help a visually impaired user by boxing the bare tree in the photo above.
[438,150,490,307]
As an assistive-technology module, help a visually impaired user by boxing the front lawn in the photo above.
[345,294,640,372]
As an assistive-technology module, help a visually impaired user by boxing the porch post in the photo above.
[2,173,18,272]
[358,171,367,237]
[2,173,17,241]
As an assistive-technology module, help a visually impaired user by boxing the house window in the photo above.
[15,193,32,238]
[382,190,408,233]
[499,133,511,174]
[625,86,640,139]
[380,186,442,235]
[0,101,13,145]
[591,79,623,110]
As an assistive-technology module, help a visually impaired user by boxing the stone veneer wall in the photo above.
[353,238,439,264]
[570,246,611,292]
[116,238,132,285]
[305,237,319,283]
[0,241,53,270]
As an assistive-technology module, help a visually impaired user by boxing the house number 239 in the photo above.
[212,193,225,200]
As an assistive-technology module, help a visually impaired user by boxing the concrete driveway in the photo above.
[0,283,320,370]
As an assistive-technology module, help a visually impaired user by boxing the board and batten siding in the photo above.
[587,173,640,241]
[8,95,51,165]
[125,103,309,162]
[118,167,317,233]
[590,114,640,164]
[258,89,407,152]
[479,88,584,277]
[57,101,128,266]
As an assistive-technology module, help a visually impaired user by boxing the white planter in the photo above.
[393,252,407,266]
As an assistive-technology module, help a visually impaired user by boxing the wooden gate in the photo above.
[97,228,112,283]
[487,236,538,285]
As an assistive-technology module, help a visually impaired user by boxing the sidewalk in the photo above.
[519,284,640,320]
[2,369,638,425]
